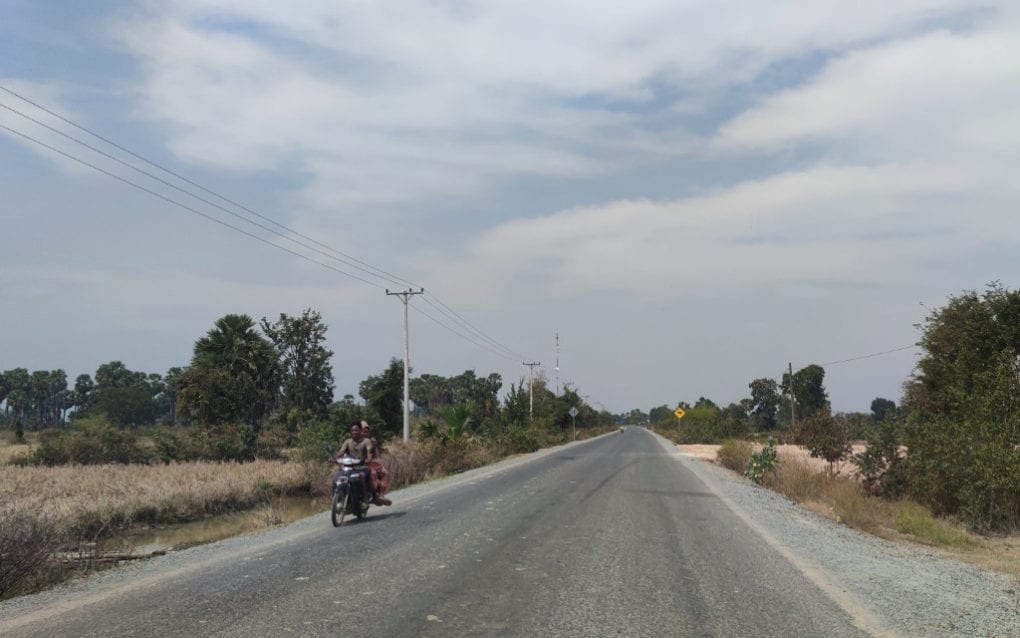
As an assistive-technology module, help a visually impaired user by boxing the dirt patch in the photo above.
[675,444,719,461]
[677,443,865,478]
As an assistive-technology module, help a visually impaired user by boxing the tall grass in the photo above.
[760,456,971,546]
[0,460,307,599]
[716,439,753,473]
[1,460,308,536]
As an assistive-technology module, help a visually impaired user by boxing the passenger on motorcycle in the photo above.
[360,422,391,506]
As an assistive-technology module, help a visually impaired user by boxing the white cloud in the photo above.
[421,160,1003,301]
[110,1,997,207]
[716,28,1020,160]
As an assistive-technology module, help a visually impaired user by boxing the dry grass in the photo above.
[716,440,753,473]
[0,431,36,465]
[0,459,310,599]
[761,455,973,546]
[0,460,308,537]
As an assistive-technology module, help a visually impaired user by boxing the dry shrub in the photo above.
[380,440,437,492]
[378,438,501,492]
[0,506,61,599]
[763,456,830,503]
[828,480,889,532]
[716,439,753,473]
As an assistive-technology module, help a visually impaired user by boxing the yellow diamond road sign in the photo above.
[674,407,686,420]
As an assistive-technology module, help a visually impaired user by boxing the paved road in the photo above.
[1,429,873,637]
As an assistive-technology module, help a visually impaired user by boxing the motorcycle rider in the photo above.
[335,423,376,504]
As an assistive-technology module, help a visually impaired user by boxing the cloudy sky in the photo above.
[2,0,1018,414]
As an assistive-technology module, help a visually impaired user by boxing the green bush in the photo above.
[795,413,851,475]
[295,419,347,464]
[497,423,541,454]
[852,417,906,497]
[893,502,972,547]
[29,419,149,466]
[903,415,1020,531]
[745,438,779,484]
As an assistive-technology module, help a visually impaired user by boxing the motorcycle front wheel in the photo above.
[331,488,348,527]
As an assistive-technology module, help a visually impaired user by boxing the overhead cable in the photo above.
[1,84,418,289]
[0,97,532,360]
[0,122,387,288]
[822,344,918,366]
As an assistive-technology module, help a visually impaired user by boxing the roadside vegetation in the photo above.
[0,308,614,600]
[647,284,1020,576]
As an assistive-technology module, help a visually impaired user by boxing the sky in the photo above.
[2,0,1019,414]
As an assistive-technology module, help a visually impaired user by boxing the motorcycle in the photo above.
[330,454,371,527]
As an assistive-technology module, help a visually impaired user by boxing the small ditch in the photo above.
[126,496,328,555]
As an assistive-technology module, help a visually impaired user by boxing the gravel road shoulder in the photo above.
[658,434,1020,638]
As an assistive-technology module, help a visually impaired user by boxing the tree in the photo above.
[0,371,9,413]
[3,369,30,420]
[649,404,673,423]
[904,283,1020,530]
[85,362,159,427]
[359,359,405,440]
[178,314,280,427]
[621,408,648,425]
[914,283,1020,422]
[73,374,95,414]
[782,364,829,419]
[409,374,452,416]
[748,378,781,430]
[94,385,157,427]
[870,397,897,423]
[796,413,851,475]
[162,367,184,424]
[448,370,502,418]
[500,381,529,426]
[262,309,335,430]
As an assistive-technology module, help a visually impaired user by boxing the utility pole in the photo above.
[522,361,541,418]
[788,361,796,429]
[554,331,560,395]
[386,288,424,442]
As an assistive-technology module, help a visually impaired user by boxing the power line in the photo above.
[0,99,408,289]
[411,305,519,362]
[822,344,918,366]
[0,122,390,288]
[1,84,419,290]
[420,294,524,360]
[0,120,532,365]
[0,85,532,362]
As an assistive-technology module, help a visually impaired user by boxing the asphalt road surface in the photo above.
[2,429,876,637]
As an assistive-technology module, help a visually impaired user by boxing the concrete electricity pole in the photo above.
[522,361,541,417]
[386,288,424,442]
[788,361,796,429]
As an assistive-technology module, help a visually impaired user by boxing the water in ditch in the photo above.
[128,496,329,554]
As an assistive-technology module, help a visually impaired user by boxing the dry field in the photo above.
[677,443,865,477]
[0,460,309,537]
[0,431,36,464]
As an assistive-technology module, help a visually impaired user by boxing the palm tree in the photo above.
[184,314,280,426]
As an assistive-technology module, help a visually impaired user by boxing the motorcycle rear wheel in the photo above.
[331,488,348,527]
